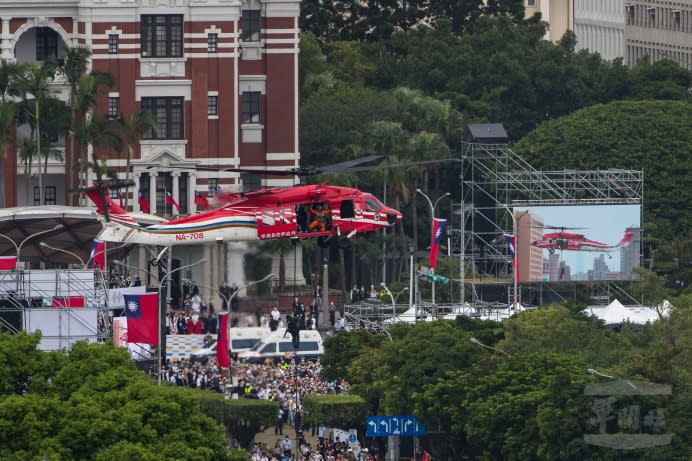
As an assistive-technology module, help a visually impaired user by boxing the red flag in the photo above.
[138,192,150,214]
[194,191,209,210]
[165,191,181,212]
[0,256,17,270]
[86,240,106,270]
[216,312,230,368]
[51,296,85,308]
[124,293,159,345]
[429,218,446,270]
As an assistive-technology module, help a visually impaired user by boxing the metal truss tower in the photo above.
[448,124,644,306]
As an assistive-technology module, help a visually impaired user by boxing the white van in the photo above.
[190,327,272,362]
[236,329,324,363]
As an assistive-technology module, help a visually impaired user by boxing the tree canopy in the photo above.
[0,333,231,461]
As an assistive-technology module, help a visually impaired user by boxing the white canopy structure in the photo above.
[583,299,661,327]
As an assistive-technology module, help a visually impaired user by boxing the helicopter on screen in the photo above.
[530,225,634,254]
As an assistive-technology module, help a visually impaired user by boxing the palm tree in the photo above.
[407,131,450,249]
[16,60,57,205]
[61,46,91,205]
[117,111,157,208]
[0,61,20,207]
[60,49,115,202]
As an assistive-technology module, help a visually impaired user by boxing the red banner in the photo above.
[216,312,230,368]
[0,256,17,270]
[51,296,86,308]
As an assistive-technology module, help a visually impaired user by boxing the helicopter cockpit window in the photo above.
[340,200,354,219]
[365,199,382,212]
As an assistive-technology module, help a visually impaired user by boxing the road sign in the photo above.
[348,433,357,444]
[426,273,450,284]
[366,415,426,437]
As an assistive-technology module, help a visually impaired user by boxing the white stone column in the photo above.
[272,243,307,287]
[133,173,140,212]
[171,172,180,215]
[71,18,79,46]
[227,242,248,295]
[149,172,157,214]
[1,18,11,60]
[203,244,212,306]
[189,172,197,213]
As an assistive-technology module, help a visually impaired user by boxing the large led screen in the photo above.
[512,205,641,283]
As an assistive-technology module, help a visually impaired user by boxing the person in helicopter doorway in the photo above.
[308,202,331,232]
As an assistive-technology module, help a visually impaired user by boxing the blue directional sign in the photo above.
[366,415,426,437]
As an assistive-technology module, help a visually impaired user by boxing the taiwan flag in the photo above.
[194,191,209,210]
[138,192,150,214]
[86,240,106,270]
[165,191,181,213]
[124,293,159,345]
[216,312,230,368]
[0,256,17,270]
[504,234,520,284]
[429,218,446,270]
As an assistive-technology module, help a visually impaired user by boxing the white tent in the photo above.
[382,307,434,324]
[583,299,660,327]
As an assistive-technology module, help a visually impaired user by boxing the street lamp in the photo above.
[469,337,509,356]
[157,258,206,385]
[39,241,85,266]
[182,272,275,315]
[416,189,450,306]
[0,224,64,264]
[380,283,407,323]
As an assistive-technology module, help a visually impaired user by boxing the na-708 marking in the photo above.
[176,232,204,241]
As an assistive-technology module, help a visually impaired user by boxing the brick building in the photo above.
[1,0,300,210]
[0,0,304,302]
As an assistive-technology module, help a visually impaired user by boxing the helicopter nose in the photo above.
[386,211,399,225]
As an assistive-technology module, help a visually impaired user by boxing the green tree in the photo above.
[16,60,58,205]
[117,111,157,208]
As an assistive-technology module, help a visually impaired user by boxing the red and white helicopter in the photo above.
[84,157,402,248]
[530,225,634,254]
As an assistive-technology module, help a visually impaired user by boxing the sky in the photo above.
[513,205,641,276]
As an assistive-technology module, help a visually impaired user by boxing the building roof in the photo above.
[0,205,160,265]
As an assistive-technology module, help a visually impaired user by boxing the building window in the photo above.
[141,15,183,58]
[242,91,260,124]
[208,95,218,116]
[108,34,119,54]
[36,27,58,61]
[527,0,536,6]
[34,186,56,205]
[108,97,119,119]
[45,186,56,205]
[242,10,261,41]
[208,33,218,53]
[141,97,184,140]
[208,178,218,197]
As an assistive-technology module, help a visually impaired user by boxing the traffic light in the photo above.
[426,274,450,285]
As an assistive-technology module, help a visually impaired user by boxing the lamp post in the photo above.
[416,189,450,307]
[0,224,64,264]
[380,283,407,323]
[39,241,85,266]
[469,337,509,356]
[157,258,206,385]
[409,242,415,309]
[182,272,274,315]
